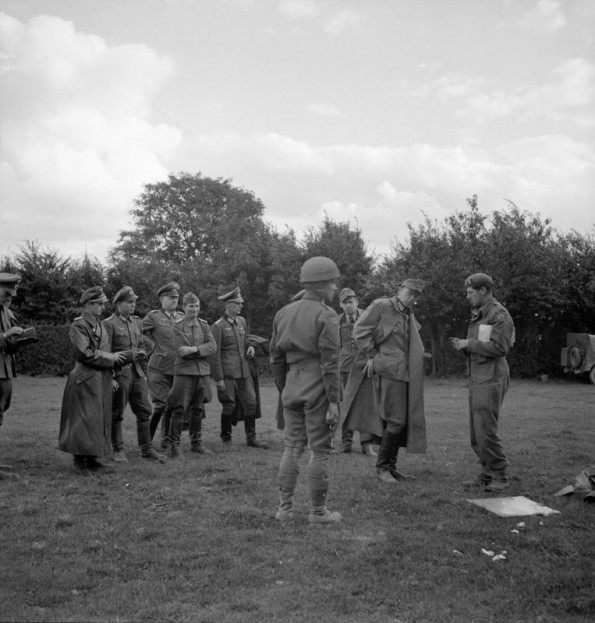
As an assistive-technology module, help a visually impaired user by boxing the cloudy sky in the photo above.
[1,0,594,261]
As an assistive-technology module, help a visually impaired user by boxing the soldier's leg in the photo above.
[167,376,192,457]
[0,379,18,478]
[240,377,267,448]
[276,406,307,521]
[148,370,172,444]
[130,376,166,462]
[111,375,130,461]
[219,378,237,443]
[189,378,211,455]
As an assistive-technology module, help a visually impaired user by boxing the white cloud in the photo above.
[325,8,362,35]
[0,13,181,259]
[518,0,567,34]
[278,0,319,19]
[307,103,347,119]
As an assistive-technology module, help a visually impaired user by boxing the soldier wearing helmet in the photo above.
[270,256,342,524]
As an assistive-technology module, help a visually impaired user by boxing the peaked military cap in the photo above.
[218,286,244,304]
[183,292,200,305]
[400,278,425,293]
[465,273,494,289]
[80,286,108,305]
[157,282,180,297]
[0,272,22,286]
[112,286,138,305]
[339,287,357,303]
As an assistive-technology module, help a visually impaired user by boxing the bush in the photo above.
[16,324,75,377]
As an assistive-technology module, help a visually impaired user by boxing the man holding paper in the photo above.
[451,273,515,493]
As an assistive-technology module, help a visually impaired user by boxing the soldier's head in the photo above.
[218,287,243,319]
[157,282,180,313]
[397,278,425,308]
[183,292,200,319]
[113,286,138,317]
[80,286,108,318]
[300,257,340,304]
[0,273,21,307]
[465,273,493,308]
[339,288,358,316]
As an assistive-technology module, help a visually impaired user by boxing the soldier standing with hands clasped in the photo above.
[270,257,342,524]
[451,273,515,493]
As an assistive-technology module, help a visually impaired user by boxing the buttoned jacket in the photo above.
[0,305,19,379]
[142,308,185,375]
[103,313,154,379]
[172,317,217,376]
[338,308,364,374]
[210,314,251,381]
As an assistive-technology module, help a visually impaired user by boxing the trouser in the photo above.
[168,375,208,448]
[375,377,408,472]
[219,376,257,440]
[469,377,509,476]
[111,372,153,451]
[0,378,12,427]
[148,370,173,440]
[277,360,333,512]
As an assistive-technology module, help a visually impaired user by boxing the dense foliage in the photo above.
[3,174,594,378]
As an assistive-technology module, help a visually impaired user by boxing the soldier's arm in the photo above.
[70,322,117,368]
[196,323,218,358]
[466,310,514,358]
[269,316,287,391]
[317,308,341,403]
[353,301,381,359]
[141,312,156,336]
[208,322,224,381]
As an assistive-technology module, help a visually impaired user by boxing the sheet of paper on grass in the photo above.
[467,496,560,517]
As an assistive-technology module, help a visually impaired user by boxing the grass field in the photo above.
[0,375,593,623]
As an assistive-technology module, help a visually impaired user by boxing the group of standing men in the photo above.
[57,281,267,474]
[1,262,515,516]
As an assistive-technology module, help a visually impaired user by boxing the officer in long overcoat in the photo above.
[103,286,165,463]
[59,287,126,473]
[352,278,427,484]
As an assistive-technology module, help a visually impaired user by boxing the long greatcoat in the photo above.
[59,312,116,457]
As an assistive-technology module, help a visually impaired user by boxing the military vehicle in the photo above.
[560,333,595,384]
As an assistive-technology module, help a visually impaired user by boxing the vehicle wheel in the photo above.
[589,367,595,385]
[569,346,583,368]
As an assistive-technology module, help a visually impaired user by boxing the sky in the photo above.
[1,0,594,262]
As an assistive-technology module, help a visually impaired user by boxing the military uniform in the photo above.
[142,282,184,444]
[59,287,118,471]
[464,276,515,485]
[103,287,162,461]
[270,286,341,520]
[168,303,217,455]
[353,279,427,482]
[0,284,21,428]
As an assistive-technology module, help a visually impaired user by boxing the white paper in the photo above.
[467,496,560,517]
[478,324,493,342]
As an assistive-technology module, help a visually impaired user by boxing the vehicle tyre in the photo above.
[588,366,595,385]
[569,346,583,369]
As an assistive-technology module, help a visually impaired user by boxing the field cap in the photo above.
[339,288,357,303]
[400,278,425,293]
[465,273,494,289]
[218,286,244,303]
[80,286,108,305]
[157,282,180,297]
[183,292,200,305]
[113,286,138,305]
[0,272,22,286]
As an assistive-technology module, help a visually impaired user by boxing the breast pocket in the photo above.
[473,358,497,384]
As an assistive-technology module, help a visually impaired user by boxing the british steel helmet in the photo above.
[299,256,340,283]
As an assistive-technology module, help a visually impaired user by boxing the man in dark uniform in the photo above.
[0,273,26,480]
[103,286,165,463]
[334,287,380,456]
[142,282,184,449]
[168,292,217,458]
[353,278,427,484]
[211,287,268,449]
[59,287,127,474]
[270,257,342,524]
[451,273,515,493]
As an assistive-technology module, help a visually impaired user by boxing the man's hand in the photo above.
[363,358,375,378]
[111,380,119,392]
[326,402,340,430]
[112,352,128,365]
[450,338,469,352]
[246,346,255,359]
[133,349,147,361]
[177,346,196,358]
[3,326,24,338]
